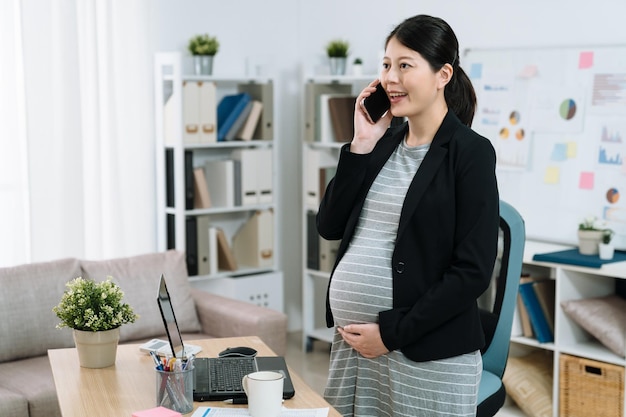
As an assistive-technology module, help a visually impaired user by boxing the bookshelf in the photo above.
[154,52,283,312]
[515,240,625,417]
[301,74,377,351]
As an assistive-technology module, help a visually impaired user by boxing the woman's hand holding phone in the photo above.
[351,80,393,154]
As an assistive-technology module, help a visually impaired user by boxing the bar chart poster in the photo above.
[465,45,626,249]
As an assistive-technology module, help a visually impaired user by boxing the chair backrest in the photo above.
[480,200,525,378]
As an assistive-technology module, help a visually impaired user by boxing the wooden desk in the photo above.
[49,336,340,416]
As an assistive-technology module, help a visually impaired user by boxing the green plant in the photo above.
[353,57,363,65]
[602,229,615,244]
[188,34,219,56]
[326,39,350,58]
[53,277,138,331]
[578,216,604,231]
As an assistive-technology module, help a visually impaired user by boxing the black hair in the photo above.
[386,15,476,126]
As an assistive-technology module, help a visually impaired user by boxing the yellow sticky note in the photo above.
[566,142,577,158]
[544,166,560,184]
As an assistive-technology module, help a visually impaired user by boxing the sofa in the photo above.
[0,250,288,417]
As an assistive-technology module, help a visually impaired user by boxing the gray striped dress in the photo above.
[324,139,482,417]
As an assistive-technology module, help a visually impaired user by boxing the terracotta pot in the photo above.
[577,230,603,255]
[73,327,120,368]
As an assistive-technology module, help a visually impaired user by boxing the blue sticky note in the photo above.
[470,63,483,79]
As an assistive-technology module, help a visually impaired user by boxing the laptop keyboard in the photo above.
[207,357,255,393]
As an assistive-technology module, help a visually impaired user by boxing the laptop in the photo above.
[156,274,295,402]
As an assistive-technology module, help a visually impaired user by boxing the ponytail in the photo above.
[445,64,476,127]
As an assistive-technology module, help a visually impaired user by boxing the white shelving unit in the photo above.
[154,52,283,312]
[301,74,378,351]
[517,240,625,417]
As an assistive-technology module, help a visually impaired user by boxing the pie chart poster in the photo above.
[466,45,626,249]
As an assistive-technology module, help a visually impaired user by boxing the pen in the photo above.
[150,350,164,370]
[223,398,248,404]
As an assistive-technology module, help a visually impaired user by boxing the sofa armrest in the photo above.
[190,288,287,356]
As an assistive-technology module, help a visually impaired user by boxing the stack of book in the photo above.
[216,92,263,141]
[517,275,556,343]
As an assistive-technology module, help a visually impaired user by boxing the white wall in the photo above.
[150,0,626,330]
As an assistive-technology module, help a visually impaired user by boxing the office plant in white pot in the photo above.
[53,277,138,368]
[577,216,604,255]
[188,33,220,75]
[599,228,615,260]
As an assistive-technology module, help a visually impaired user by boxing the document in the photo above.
[191,407,329,417]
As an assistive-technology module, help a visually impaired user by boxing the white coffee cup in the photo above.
[242,371,284,417]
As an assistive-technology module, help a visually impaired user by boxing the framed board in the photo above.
[464,45,626,249]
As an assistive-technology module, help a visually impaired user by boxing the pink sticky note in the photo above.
[579,51,593,69]
[132,406,181,417]
[579,171,594,189]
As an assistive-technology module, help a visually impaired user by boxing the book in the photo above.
[328,96,357,142]
[533,279,556,334]
[236,100,263,141]
[517,294,534,338]
[215,228,237,271]
[216,92,251,142]
[225,100,253,141]
[193,167,211,209]
[519,280,554,343]
[185,217,198,276]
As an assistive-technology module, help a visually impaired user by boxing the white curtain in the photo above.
[0,0,156,267]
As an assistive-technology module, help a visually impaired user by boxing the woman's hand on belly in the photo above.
[338,323,390,359]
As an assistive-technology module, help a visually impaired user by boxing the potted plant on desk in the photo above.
[53,277,138,368]
[577,216,604,255]
[599,228,615,260]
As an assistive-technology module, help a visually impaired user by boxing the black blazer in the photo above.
[317,110,500,362]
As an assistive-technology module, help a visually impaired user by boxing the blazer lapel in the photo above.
[396,111,458,241]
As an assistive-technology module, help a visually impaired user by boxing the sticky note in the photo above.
[579,171,594,190]
[566,142,577,158]
[579,51,593,69]
[544,166,560,184]
[551,144,567,161]
[470,63,483,79]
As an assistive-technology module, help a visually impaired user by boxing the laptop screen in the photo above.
[157,274,185,358]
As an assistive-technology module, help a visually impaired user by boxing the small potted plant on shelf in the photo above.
[53,277,138,368]
[599,228,615,260]
[352,57,363,76]
[577,216,605,255]
[326,39,350,75]
[188,33,220,75]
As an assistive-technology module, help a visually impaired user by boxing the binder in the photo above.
[328,96,357,142]
[236,100,263,141]
[257,148,273,204]
[319,237,340,272]
[165,149,174,208]
[305,149,320,208]
[238,83,273,140]
[193,167,212,209]
[198,81,217,143]
[196,215,213,275]
[306,211,319,270]
[184,150,194,210]
[183,81,200,143]
[232,210,274,268]
[204,160,235,207]
[304,83,352,142]
[185,217,198,276]
[217,93,251,142]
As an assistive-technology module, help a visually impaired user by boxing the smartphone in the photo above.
[363,83,390,123]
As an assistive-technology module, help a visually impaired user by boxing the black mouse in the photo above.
[218,346,258,358]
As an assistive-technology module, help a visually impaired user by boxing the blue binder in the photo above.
[518,281,554,343]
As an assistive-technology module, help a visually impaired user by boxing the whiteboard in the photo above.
[464,45,626,249]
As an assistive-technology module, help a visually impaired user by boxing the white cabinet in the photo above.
[517,240,625,416]
[154,52,282,310]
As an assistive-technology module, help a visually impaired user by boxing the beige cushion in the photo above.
[503,351,553,417]
[80,250,201,342]
[561,294,626,358]
[0,258,80,362]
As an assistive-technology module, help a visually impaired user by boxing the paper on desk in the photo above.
[190,407,329,417]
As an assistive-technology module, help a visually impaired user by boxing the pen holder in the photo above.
[155,367,193,414]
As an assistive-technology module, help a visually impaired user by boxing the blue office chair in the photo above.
[477,200,526,417]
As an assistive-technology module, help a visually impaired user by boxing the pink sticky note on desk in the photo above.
[132,406,182,417]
